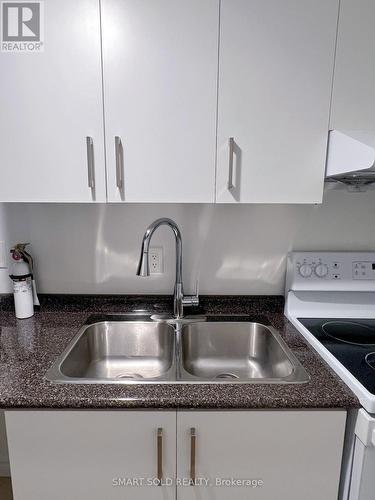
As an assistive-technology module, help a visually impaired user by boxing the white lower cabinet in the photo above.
[5,411,177,500]
[5,410,346,500]
[177,410,346,499]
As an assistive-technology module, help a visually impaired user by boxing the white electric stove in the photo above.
[285,252,375,500]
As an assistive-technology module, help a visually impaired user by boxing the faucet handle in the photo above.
[182,280,200,308]
[194,279,199,300]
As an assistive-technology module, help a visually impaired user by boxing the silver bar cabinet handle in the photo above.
[190,427,196,484]
[157,428,163,485]
[227,137,234,190]
[86,136,95,189]
[115,136,123,189]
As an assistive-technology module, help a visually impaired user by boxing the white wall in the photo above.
[5,186,375,295]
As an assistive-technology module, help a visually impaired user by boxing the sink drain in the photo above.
[215,372,239,380]
[116,373,143,380]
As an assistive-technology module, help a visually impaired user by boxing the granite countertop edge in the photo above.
[0,294,360,410]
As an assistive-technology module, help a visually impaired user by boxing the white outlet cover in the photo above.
[149,247,163,274]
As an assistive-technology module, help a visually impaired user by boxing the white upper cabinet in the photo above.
[0,0,106,202]
[101,0,219,203]
[216,0,339,204]
[0,0,343,204]
[331,0,375,131]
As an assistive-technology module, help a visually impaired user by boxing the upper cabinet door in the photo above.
[101,0,219,203]
[0,0,106,202]
[216,0,339,204]
[331,0,375,131]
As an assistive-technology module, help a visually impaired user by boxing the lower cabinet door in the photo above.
[176,410,346,500]
[5,410,176,500]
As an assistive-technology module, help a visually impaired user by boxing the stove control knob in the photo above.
[299,263,312,278]
[315,263,329,278]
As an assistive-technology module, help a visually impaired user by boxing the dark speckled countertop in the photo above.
[0,295,359,409]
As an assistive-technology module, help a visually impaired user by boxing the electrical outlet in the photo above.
[149,247,163,274]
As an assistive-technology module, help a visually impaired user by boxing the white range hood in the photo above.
[326,130,375,189]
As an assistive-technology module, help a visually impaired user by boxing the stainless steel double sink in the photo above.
[46,317,309,384]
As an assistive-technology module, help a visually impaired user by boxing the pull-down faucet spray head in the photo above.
[136,246,150,277]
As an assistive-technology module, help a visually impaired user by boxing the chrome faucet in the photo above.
[136,218,199,318]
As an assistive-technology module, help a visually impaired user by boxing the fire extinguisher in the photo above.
[9,243,40,319]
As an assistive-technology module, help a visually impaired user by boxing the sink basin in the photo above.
[180,322,308,383]
[46,317,309,384]
[47,321,176,383]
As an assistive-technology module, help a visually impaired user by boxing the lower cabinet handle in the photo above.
[190,427,196,484]
[227,137,234,190]
[115,136,123,189]
[157,428,163,485]
[86,136,95,189]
